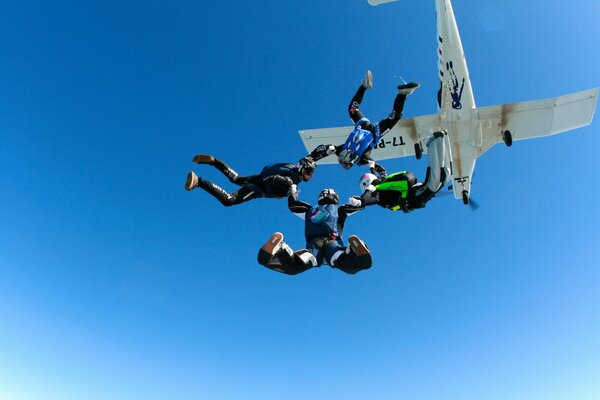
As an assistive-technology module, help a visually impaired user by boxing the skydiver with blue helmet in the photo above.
[257,188,372,275]
[350,131,452,212]
[185,154,316,206]
[307,70,419,176]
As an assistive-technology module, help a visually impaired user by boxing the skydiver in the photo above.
[258,188,372,275]
[185,154,316,206]
[350,131,452,212]
[307,70,420,176]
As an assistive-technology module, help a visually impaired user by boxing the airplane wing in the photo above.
[299,113,443,164]
[477,87,599,154]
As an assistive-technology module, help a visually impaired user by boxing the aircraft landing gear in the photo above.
[414,143,423,160]
[502,130,513,147]
[462,190,469,205]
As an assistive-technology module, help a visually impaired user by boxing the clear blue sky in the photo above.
[2,0,600,399]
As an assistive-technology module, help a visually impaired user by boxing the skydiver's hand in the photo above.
[312,144,336,157]
[347,196,362,207]
[289,184,299,200]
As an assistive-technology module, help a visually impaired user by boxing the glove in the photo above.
[289,184,299,199]
[347,196,362,207]
[312,144,336,157]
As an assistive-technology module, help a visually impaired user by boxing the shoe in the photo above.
[362,70,373,89]
[261,232,284,256]
[348,235,370,256]
[185,171,199,191]
[192,154,215,164]
[397,82,420,95]
[258,232,285,265]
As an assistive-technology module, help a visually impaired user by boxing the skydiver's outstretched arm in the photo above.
[339,203,364,216]
[335,203,365,238]
[307,144,340,163]
[358,190,380,207]
[288,196,312,215]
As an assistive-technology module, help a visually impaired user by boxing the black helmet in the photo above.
[318,188,339,205]
[297,158,317,176]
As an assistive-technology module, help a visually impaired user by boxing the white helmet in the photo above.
[358,173,378,192]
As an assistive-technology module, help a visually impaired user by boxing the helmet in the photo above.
[298,158,317,175]
[359,173,378,192]
[318,188,339,205]
[338,149,359,169]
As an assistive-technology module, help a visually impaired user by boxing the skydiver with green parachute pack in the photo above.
[350,131,452,212]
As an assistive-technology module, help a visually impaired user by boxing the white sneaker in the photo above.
[362,70,373,89]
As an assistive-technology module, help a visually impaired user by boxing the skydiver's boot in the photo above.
[362,70,373,89]
[397,82,420,96]
[185,171,199,191]
[258,232,291,266]
[344,235,373,273]
[192,154,215,164]
[348,235,369,257]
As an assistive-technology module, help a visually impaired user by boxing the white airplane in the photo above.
[298,0,598,205]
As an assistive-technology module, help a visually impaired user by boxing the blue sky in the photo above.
[1,0,600,399]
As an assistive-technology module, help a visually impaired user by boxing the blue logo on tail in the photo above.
[446,61,465,110]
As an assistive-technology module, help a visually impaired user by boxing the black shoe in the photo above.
[397,82,420,95]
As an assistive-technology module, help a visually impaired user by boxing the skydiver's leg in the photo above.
[376,93,407,134]
[348,85,367,123]
[348,71,375,124]
[414,131,452,204]
[377,82,420,135]
[325,237,372,275]
[257,233,318,275]
[192,154,246,185]
[194,176,262,206]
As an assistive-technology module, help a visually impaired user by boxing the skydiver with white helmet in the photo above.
[307,70,420,176]
[351,131,452,212]
[185,154,316,206]
[258,188,372,275]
